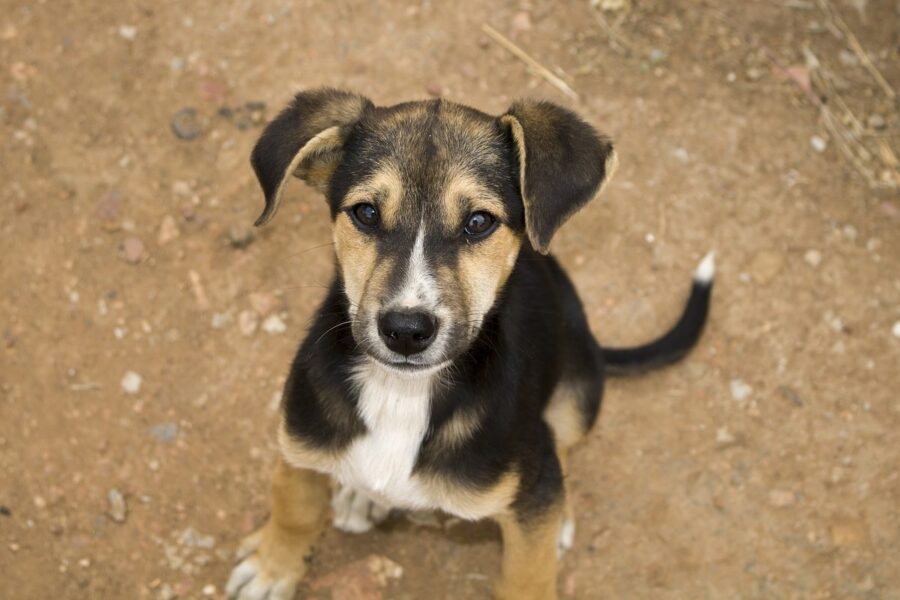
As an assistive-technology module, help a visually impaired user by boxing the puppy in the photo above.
[226,89,713,600]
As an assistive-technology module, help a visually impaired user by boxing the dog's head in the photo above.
[251,88,615,374]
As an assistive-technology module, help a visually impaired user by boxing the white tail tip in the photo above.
[694,251,716,283]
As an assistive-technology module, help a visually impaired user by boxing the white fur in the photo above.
[396,222,438,308]
[335,360,435,509]
[694,250,715,283]
[331,483,391,533]
[557,518,575,557]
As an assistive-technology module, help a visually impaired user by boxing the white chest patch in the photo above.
[333,361,434,510]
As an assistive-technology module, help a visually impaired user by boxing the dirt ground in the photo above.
[2,0,899,598]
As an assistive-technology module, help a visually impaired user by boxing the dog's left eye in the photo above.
[349,203,379,230]
[463,211,497,239]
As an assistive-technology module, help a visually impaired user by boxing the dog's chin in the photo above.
[367,354,450,378]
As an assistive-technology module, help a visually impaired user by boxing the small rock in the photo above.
[748,250,784,285]
[810,135,827,152]
[171,107,204,141]
[892,321,900,338]
[211,312,231,329]
[838,50,859,66]
[149,423,178,444]
[425,83,443,97]
[188,270,210,309]
[121,371,142,394]
[841,224,858,241]
[804,249,822,267]
[671,147,689,163]
[238,310,259,336]
[648,47,667,65]
[866,114,885,130]
[830,518,870,547]
[261,314,286,334]
[730,378,752,401]
[745,67,764,81]
[121,237,146,264]
[118,25,137,41]
[227,225,255,249]
[157,215,180,245]
[768,489,796,507]
[202,584,216,596]
[33,496,47,509]
[179,527,215,549]
[715,427,736,445]
[158,583,176,600]
[95,190,123,222]
[0,506,11,517]
[511,12,532,35]
[249,292,279,317]
[107,489,127,523]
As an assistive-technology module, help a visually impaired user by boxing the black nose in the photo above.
[377,310,438,356]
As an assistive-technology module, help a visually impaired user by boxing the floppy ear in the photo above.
[250,88,372,226]
[500,100,617,254]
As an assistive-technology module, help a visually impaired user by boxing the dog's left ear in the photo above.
[251,88,373,226]
[501,100,617,254]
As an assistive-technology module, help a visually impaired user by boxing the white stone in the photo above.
[121,371,142,394]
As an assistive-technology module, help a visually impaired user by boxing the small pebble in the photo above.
[804,249,822,267]
[768,489,796,507]
[107,489,127,523]
[648,48,667,65]
[118,25,137,41]
[810,135,827,152]
[227,225,255,249]
[157,215,180,245]
[238,310,259,336]
[148,423,178,443]
[892,321,900,338]
[838,50,859,66]
[671,147,689,163]
[121,237,146,264]
[425,83,443,97]
[730,378,752,401]
[121,371,142,394]
[202,584,216,596]
[249,292,279,317]
[866,114,886,130]
[716,427,735,445]
[261,314,286,334]
[211,312,231,329]
[171,107,204,141]
[841,224,858,241]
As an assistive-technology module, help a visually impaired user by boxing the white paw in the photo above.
[331,484,391,533]
[556,518,575,558]
[226,554,300,600]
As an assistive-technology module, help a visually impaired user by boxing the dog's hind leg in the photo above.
[226,459,330,600]
[331,482,391,533]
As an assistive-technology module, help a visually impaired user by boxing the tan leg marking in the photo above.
[494,504,564,600]
[226,459,331,600]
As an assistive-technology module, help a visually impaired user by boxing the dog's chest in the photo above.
[333,366,433,509]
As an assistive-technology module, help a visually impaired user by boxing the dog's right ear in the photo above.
[251,88,372,226]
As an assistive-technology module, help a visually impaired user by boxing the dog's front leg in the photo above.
[494,504,563,600]
[226,458,330,600]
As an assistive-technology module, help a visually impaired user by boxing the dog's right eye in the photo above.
[349,203,379,230]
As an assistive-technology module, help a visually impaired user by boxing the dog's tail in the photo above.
[599,252,714,376]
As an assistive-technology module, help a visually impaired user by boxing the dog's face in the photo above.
[251,89,616,374]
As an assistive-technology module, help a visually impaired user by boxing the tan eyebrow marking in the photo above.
[339,163,404,229]
[441,170,508,234]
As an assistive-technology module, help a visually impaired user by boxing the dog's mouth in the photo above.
[369,354,450,377]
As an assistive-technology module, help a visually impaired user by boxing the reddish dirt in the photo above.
[2,1,898,598]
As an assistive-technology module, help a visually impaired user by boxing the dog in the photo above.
[226,88,713,600]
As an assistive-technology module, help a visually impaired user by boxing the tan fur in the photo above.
[494,503,564,600]
[457,225,521,329]
[339,164,406,229]
[543,384,588,450]
[419,469,520,521]
[233,459,330,590]
[431,405,484,450]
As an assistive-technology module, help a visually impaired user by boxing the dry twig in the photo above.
[817,0,895,99]
[480,23,579,101]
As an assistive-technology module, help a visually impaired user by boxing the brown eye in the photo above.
[350,203,379,230]
[463,211,497,239]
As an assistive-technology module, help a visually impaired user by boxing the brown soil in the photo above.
[2,1,898,598]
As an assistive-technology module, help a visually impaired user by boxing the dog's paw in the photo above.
[331,483,391,533]
[226,524,309,600]
[556,517,575,558]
